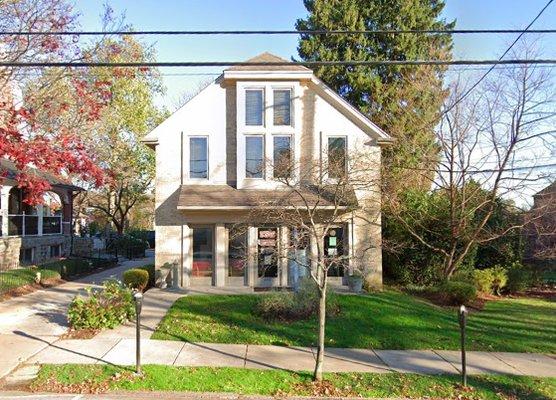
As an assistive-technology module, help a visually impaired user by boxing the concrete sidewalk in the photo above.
[0,252,155,379]
[24,338,556,377]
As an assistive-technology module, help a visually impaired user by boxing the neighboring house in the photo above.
[143,52,393,288]
[525,182,556,262]
[0,159,80,269]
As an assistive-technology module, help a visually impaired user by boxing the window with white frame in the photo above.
[245,135,264,178]
[327,136,347,179]
[273,89,291,126]
[245,89,264,126]
[189,137,208,179]
[273,136,292,179]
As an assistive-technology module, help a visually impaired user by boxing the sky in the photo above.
[75,0,556,108]
[74,1,555,204]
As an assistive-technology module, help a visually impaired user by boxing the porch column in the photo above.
[181,224,192,287]
[214,223,228,287]
[36,204,44,236]
[279,226,289,286]
[246,226,258,287]
[0,185,12,237]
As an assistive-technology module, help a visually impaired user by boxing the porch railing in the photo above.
[6,214,62,236]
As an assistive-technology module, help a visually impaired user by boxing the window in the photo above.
[50,244,61,258]
[273,89,291,126]
[189,137,208,179]
[245,89,264,126]
[273,136,292,179]
[192,227,213,278]
[257,227,278,278]
[328,137,347,179]
[245,136,264,178]
[19,247,34,265]
[228,226,247,277]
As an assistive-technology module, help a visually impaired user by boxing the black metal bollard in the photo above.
[458,305,468,387]
[133,291,143,375]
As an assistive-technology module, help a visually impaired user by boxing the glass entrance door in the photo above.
[324,227,345,277]
[192,227,214,279]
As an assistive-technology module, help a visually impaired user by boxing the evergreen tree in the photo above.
[296,0,454,191]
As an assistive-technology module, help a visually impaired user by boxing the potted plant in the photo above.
[347,271,364,293]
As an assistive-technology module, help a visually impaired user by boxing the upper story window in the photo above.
[245,135,264,178]
[273,136,292,179]
[190,137,208,179]
[328,136,347,179]
[245,89,264,126]
[273,89,291,126]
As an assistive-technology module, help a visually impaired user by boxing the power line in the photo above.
[2,59,556,68]
[2,29,556,36]
[442,0,554,114]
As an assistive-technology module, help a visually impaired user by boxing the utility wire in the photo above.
[442,0,554,114]
[2,29,556,36]
[2,59,556,68]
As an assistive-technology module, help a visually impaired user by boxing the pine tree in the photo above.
[296,0,454,191]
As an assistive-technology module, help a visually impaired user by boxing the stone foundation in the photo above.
[72,237,94,257]
[0,235,71,270]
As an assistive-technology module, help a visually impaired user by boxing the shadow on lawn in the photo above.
[154,292,554,352]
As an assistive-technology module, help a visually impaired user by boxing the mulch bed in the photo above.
[60,328,100,340]
[0,278,66,302]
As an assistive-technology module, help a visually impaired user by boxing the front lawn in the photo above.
[32,364,556,399]
[152,291,556,353]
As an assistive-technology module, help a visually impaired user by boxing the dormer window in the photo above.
[273,89,291,126]
[245,89,264,126]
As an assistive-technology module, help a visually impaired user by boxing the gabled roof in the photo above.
[225,52,311,72]
[142,52,393,145]
[534,181,555,197]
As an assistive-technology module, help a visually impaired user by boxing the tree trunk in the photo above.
[313,286,326,381]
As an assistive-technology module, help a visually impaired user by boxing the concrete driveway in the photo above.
[0,252,154,378]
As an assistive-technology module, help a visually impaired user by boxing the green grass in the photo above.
[33,364,556,399]
[152,291,556,353]
[0,267,61,294]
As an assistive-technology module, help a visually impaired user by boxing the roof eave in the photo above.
[223,70,314,80]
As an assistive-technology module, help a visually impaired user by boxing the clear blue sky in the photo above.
[75,0,556,109]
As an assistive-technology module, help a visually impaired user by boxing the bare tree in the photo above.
[237,145,381,381]
[387,43,555,278]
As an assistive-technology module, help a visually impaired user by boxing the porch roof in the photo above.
[177,184,357,210]
[0,158,82,191]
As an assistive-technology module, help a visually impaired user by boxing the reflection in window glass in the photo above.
[246,136,264,178]
[273,136,292,179]
[273,89,291,126]
[257,227,278,278]
[192,228,213,277]
[328,137,347,179]
[228,226,247,277]
[245,89,264,126]
[190,137,208,179]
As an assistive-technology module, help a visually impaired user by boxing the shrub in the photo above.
[506,262,533,293]
[122,268,149,291]
[38,268,61,282]
[137,264,155,288]
[473,268,495,294]
[254,278,340,321]
[436,281,477,305]
[68,280,134,330]
[490,265,508,295]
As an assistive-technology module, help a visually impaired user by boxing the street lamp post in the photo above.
[458,304,468,387]
[133,291,143,375]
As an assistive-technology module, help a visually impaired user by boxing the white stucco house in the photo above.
[143,52,393,289]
